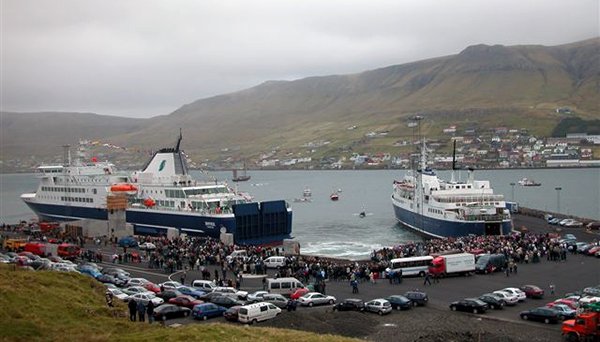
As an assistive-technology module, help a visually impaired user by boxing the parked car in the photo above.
[520,285,544,299]
[122,286,153,296]
[563,234,577,240]
[157,290,184,301]
[159,281,182,290]
[129,292,164,306]
[493,290,519,306]
[102,268,131,278]
[138,242,156,250]
[564,220,583,228]
[578,296,600,306]
[404,291,428,306]
[192,303,227,320]
[192,280,217,293]
[290,287,310,300]
[501,288,527,302]
[364,299,392,315]
[547,298,579,310]
[333,298,365,312]
[298,292,336,307]
[213,286,248,300]
[386,295,412,310]
[153,304,191,320]
[169,295,204,309]
[118,236,138,248]
[520,307,561,324]
[224,305,242,322]
[210,295,246,308]
[247,291,269,303]
[548,304,577,320]
[78,265,102,278]
[261,294,289,308]
[583,286,600,297]
[106,288,129,302]
[176,285,205,299]
[450,298,488,314]
[97,274,127,287]
[238,302,281,324]
[143,282,161,294]
[126,278,150,287]
[478,294,505,310]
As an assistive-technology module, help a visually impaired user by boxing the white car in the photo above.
[364,299,393,315]
[129,292,164,306]
[122,286,153,296]
[138,242,156,250]
[127,278,150,287]
[159,281,182,290]
[501,288,527,302]
[565,220,583,228]
[298,292,336,307]
[247,290,269,303]
[579,296,600,305]
[493,290,519,305]
[106,288,130,302]
[213,286,248,300]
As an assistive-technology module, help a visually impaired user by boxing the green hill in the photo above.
[0,266,356,342]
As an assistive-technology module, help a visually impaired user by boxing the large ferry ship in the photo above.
[21,134,292,245]
[391,141,512,238]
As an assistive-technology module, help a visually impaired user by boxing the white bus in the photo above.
[389,256,433,277]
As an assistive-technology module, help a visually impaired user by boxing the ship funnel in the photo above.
[467,167,475,184]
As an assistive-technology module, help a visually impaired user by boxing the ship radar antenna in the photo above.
[175,128,183,152]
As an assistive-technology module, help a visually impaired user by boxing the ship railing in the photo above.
[457,214,511,222]
[432,195,504,203]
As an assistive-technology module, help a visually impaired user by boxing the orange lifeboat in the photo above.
[143,198,156,207]
[110,184,138,192]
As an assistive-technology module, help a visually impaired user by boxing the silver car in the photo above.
[298,292,336,307]
[364,298,393,315]
[262,294,289,308]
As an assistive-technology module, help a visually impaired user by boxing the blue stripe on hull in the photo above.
[126,209,236,238]
[24,201,108,221]
[392,202,512,238]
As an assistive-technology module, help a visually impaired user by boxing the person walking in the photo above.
[549,283,555,295]
[423,273,432,286]
[137,300,146,322]
[180,269,187,285]
[146,301,155,324]
[128,299,137,321]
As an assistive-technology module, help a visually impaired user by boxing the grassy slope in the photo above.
[0,266,357,342]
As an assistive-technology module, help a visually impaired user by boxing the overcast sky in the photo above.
[1,0,598,118]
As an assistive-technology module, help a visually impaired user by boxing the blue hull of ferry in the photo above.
[392,202,512,238]
[24,201,292,245]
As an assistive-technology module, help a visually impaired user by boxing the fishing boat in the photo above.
[21,133,292,245]
[517,178,541,187]
[391,140,512,238]
[232,161,251,182]
[294,187,312,203]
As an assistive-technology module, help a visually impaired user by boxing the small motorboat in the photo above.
[518,178,541,186]
[359,211,366,218]
[330,193,339,201]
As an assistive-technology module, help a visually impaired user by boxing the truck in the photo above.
[428,253,475,277]
[2,238,28,252]
[23,242,80,260]
[562,312,599,341]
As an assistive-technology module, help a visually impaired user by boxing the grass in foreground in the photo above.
[0,265,358,342]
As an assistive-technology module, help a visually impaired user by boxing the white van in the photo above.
[192,280,217,293]
[238,302,281,324]
[226,250,248,261]
[266,277,304,297]
[264,256,286,268]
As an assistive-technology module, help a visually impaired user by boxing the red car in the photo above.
[587,246,600,256]
[144,282,161,294]
[546,299,579,310]
[168,295,204,309]
[290,288,310,300]
[520,285,544,299]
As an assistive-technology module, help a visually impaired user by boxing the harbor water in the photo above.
[1,168,598,259]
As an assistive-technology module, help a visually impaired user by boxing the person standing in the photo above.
[423,273,432,286]
[351,279,359,294]
[105,291,114,307]
[137,300,146,322]
[180,269,187,285]
[146,301,155,324]
[128,299,137,321]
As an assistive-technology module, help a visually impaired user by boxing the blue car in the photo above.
[176,285,205,299]
[78,265,102,279]
[192,303,226,320]
[118,236,138,248]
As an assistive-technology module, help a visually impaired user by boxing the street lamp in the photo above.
[555,187,562,213]
[509,182,516,202]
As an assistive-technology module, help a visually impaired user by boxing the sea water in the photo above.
[1,168,598,259]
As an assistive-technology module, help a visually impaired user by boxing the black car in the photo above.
[404,291,428,306]
[102,268,131,277]
[224,306,242,322]
[153,304,191,320]
[478,294,505,310]
[450,298,488,314]
[210,295,245,308]
[333,298,365,312]
[200,291,234,302]
[157,290,184,301]
[97,274,127,287]
[520,307,561,324]
[386,295,412,310]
